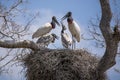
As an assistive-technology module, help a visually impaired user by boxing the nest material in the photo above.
[23,49,107,80]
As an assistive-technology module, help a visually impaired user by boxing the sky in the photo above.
[0,0,120,80]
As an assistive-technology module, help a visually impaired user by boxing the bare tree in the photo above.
[83,0,120,75]
[0,0,120,79]
[82,0,120,73]
[85,0,120,49]
[0,0,37,73]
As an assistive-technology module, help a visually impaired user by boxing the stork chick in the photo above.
[36,33,58,47]
[61,22,72,49]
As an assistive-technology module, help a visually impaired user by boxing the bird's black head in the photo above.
[61,11,72,21]
[51,16,60,28]
[67,12,72,17]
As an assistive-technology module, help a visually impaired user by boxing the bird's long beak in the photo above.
[61,14,68,21]
[54,18,60,26]
[61,21,66,30]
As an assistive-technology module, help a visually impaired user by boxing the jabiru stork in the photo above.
[36,33,58,47]
[61,12,80,49]
[61,22,72,48]
[32,16,60,39]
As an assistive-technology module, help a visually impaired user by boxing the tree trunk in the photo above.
[97,0,119,75]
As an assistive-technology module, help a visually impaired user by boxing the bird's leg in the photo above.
[72,36,76,50]
[73,37,76,50]
[72,36,74,50]
[75,41,76,49]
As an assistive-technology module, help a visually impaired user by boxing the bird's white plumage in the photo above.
[68,21,80,42]
[32,23,52,39]
[61,33,72,48]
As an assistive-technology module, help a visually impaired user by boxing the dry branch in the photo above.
[0,0,37,74]
[0,40,39,50]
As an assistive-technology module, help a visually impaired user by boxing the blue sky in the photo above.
[0,0,120,80]
[27,0,100,25]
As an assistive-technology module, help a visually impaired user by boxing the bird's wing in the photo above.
[36,34,52,43]
[32,23,52,39]
[63,33,72,42]
[73,21,80,34]
[61,33,72,48]
[73,21,80,42]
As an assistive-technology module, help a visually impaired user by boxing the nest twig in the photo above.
[22,49,107,80]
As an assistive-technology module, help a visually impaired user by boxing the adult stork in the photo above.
[32,16,60,39]
[36,33,58,47]
[61,12,80,49]
[61,22,72,49]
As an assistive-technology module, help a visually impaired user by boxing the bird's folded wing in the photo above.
[32,23,52,39]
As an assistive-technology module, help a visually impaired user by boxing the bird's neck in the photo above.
[61,29,64,33]
[67,17,73,24]
[51,22,55,29]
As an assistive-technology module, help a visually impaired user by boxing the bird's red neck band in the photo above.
[52,26,55,29]
[68,21,73,24]
[67,18,73,24]
[51,22,55,29]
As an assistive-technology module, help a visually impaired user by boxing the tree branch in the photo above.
[97,0,119,74]
[99,0,112,42]
[0,40,39,51]
[8,0,23,13]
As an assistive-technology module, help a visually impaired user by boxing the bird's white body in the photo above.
[36,34,57,47]
[32,23,52,39]
[68,21,80,42]
[61,32,72,48]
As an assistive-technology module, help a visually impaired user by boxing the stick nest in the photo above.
[22,49,106,80]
